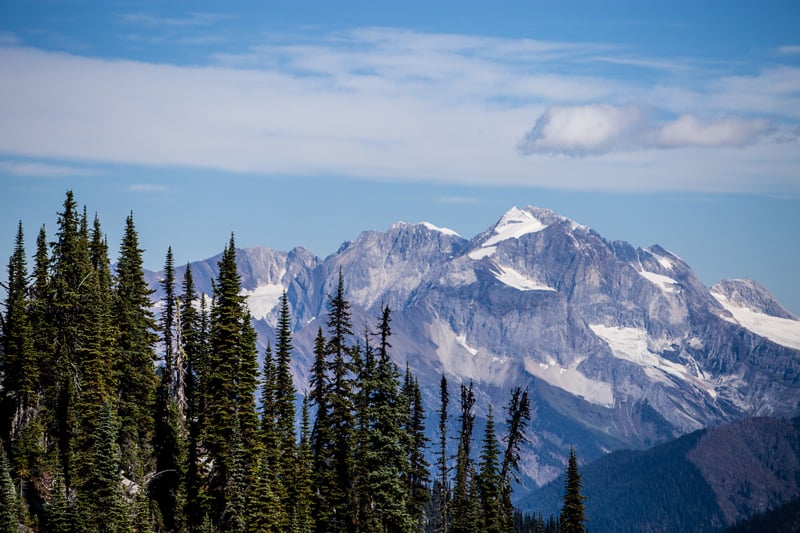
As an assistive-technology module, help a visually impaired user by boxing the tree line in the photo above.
[0,191,585,532]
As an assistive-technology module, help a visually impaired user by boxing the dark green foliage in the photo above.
[559,448,586,533]
[478,406,503,533]
[114,212,158,482]
[293,395,314,533]
[724,495,800,533]
[0,442,21,532]
[501,387,531,531]
[206,235,261,527]
[78,404,132,533]
[450,382,478,533]
[2,221,37,447]
[432,373,450,533]
[151,247,185,532]
[402,367,430,529]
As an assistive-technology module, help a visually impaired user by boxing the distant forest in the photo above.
[0,191,585,532]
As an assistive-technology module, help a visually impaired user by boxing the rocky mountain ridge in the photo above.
[147,205,800,489]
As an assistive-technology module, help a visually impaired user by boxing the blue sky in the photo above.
[1,1,799,313]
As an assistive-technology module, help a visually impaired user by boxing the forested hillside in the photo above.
[0,191,552,532]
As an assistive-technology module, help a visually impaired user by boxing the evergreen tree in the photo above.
[433,374,450,533]
[478,405,503,533]
[2,221,37,447]
[113,212,158,483]
[450,381,477,533]
[500,387,531,531]
[205,235,260,526]
[180,263,208,529]
[322,270,357,532]
[402,368,429,529]
[559,448,586,533]
[45,468,78,533]
[0,442,20,533]
[360,305,414,532]
[293,394,314,533]
[47,190,93,491]
[79,403,132,533]
[152,247,185,532]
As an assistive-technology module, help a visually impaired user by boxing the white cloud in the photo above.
[778,45,800,55]
[128,183,173,193]
[0,159,98,177]
[0,32,19,46]
[518,105,775,155]
[0,27,798,194]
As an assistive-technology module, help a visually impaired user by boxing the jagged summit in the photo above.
[147,204,800,490]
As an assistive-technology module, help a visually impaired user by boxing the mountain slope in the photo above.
[147,205,800,490]
[525,416,800,532]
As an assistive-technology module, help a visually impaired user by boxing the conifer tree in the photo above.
[293,394,314,533]
[402,369,429,529]
[45,469,77,533]
[0,442,21,533]
[206,235,260,526]
[2,221,37,448]
[152,247,185,532]
[180,263,208,529]
[559,448,586,533]
[501,387,531,531]
[79,403,132,533]
[47,190,92,490]
[433,374,450,533]
[450,381,477,533]
[113,212,158,482]
[478,405,503,533]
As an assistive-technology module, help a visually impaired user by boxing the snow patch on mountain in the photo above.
[590,325,717,397]
[639,270,679,294]
[468,206,549,260]
[711,291,800,350]
[241,282,284,321]
[524,357,614,408]
[494,265,556,292]
[421,221,461,237]
[429,319,510,385]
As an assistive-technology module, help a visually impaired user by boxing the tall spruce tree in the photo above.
[2,221,37,449]
[206,235,261,527]
[274,292,298,518]
[450,381,477,533]
[113,212,158,483]
[559,448,586,533]
[47,191,92,490]
[293,394,314,533]
[402,367,429,529]
[152,247,185,532]
[0,442,21,533]
[433,374,450,533]
[478,405,503,533]
[500,387,531,531]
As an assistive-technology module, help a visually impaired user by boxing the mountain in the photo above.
[525,416,800,532]
[148,205,800,492]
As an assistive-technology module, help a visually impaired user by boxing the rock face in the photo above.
[150,205,800,490]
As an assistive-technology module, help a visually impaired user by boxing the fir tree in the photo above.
[433,374,450,533]
[402,368,429,529]
[113,212,158,482]
[450,381,477,533]
[152,247,185,532]
[206,235,260,526]
[293,394,314,533]
[559,448,586,533]
[478,405,503,533]
[2,221,37,447]
[500,387,531,531]
[0,442,20,533]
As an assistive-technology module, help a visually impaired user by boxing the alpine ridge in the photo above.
[148,205,800,492]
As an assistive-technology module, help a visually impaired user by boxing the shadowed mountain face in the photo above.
[527,416,800,532]
[148,205,800,490]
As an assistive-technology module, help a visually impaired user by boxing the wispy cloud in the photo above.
[0,160,99,178]
[128,183,174,193]
[0,27,798,194]
[438,196,480,205]
[517,105,774,156]
[777,45,800,55]
[120,12,231,28]
[0,32,19,46]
